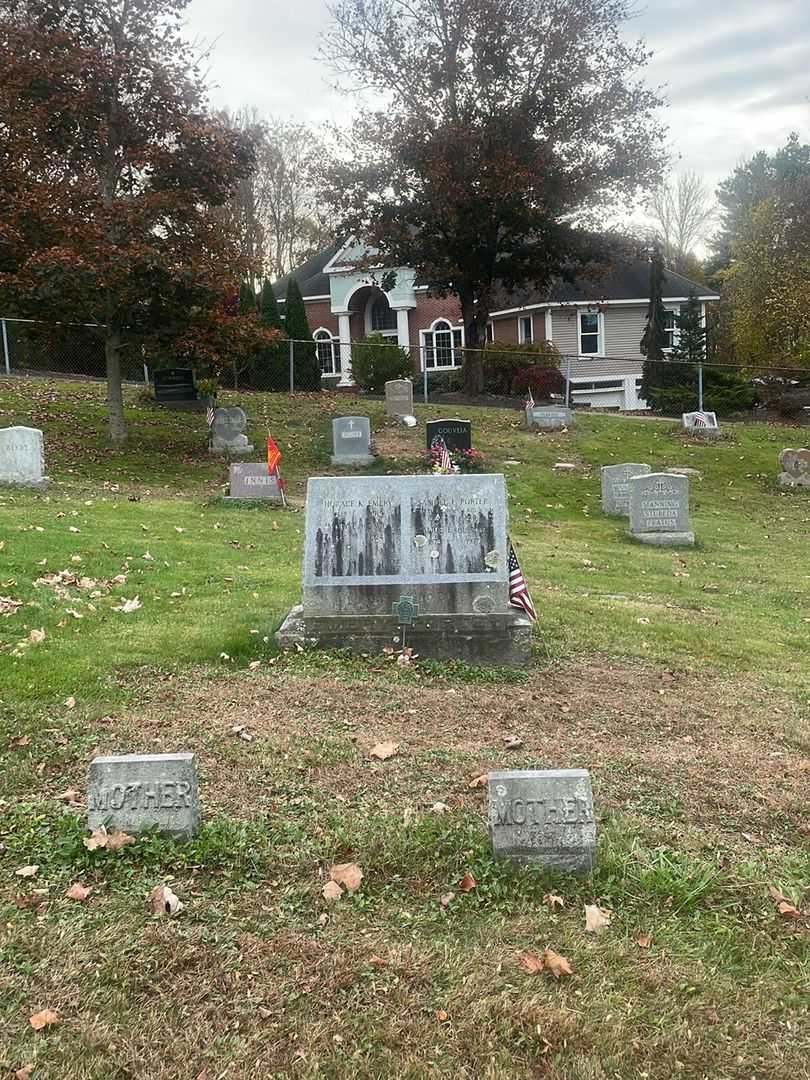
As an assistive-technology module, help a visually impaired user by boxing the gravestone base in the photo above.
[330,452,375,466]
[276,606,533,666]
[779,473,810,488]
[156,400,206,414]
[526,406,573,431]
[0,476,49,490]
[209,440,254,456]
[629,530,695,547]
[685,427,722,440]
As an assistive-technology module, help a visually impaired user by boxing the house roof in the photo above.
[273,244,719,306]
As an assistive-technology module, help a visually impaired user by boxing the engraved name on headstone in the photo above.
[154,367,197,402]
[226,462,283,500]
[426,418,472,452]
[210,407,253,455]
[601,462,651,517]
[488,768,596,873]
[0,426,46,488]
[525,405,573,431]
[778,448,810,488]
[87,752,200,838]
[628,472,694,546]
[331,416,374,465]
[385,379,414,417]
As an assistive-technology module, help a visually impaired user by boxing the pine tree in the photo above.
[259,282,282,330]
[670,293,706,365]
[258,281,287,390]
[283,278,320,390]
[238,282,256,315]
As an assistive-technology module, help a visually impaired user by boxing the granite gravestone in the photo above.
[628,472,694,546]
[0,426,47,488]
[488,769,596,873]
[683,411,720,438]
[426,418,472,453]
[778,448,810,488]
[385,379,414,418]
[331,416,374,466]
[210,407,253,455]
[226,462,283,500]
[276,473,533,665]
[154,368,198,406]
[87,753,199,838]
[601,463,651,517]
[526,405,573,431]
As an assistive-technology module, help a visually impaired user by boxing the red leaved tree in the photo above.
[0,0,263,441]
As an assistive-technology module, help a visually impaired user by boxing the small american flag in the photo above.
[206,401,216,426]
[525,388,535,409]
[508,540,537,622]
[693,413,708,427]
[432,435,453,473]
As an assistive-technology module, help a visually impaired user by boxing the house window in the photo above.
[421,319,463,369]
[663,308,679,351]
[518,315,533,344]
[486,321,495,343]
[369,293,398,337]
[313,328,340,375]
[579,311,601,355]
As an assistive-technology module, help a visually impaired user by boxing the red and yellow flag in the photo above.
[266,434,281,475]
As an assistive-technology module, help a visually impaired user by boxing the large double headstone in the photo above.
[331,416,374,466]
[87,753,200,838]
[601,463,651,517]
[778,448,810,488]
[276,473,533,665]
[526,405,573,431]
[0,426,47,488]
[426,418,472,452]
[628,472,694,546]
[210,407,253,455]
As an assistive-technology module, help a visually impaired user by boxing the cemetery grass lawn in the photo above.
[1,378,809,1078]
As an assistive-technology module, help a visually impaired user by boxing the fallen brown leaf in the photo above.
[543,893,564,910]
[322,880,343,901]
[435,1009,449,1023]
[15,1065,34,1080]
[636,934,652,949]
[29,1008,59,1030]
[147,884,183,916]
[330,862,363,892]
[15,865,38,878]
[65,882,91,902]
[519,951,545,974]
[83,827,135,852]
[768,884,802,918]
[458,871,476,893]
[467,773,487,788]
[584,903,612,933]
[503,735,524,749]
[542,948,574,979]
[56,788,81,806]
[369,740,399,760]
[440,891,455,908]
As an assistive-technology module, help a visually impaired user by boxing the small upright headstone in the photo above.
[210,407,253,455]
[601,463,651,517]
[226,462,283,501]
[87,752,200,838]
[426,418,472,452]
[331,416,374,466]
[526,405,573,431]
[385,379,414,418]
[488,769,596,873]
[778,448,810,488]
[682,411,720,438]
[628,472,694,546]
[0,426,47,488]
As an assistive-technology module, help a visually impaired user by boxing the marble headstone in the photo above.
[488,769,596,873]
[226,462,283,500]
[778,448,810,488]
[526,405,573,431]
[601,463,651,517]
[331,416,374,466]
[426,418,472,452]
[210,407,253,455]
[0,426,47,488]
[87,752,199,838]
[628,472,694,546]
[385,379,414,418]
[276,473,532,665]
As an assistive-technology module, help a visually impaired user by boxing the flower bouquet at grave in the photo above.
[424,446,486,475]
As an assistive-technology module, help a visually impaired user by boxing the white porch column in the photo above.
[394,307,411,348]
[337,312,353,386]
[544,308,553,342]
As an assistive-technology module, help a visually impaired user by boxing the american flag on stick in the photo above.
[525,388,535,409]
[206,401,216,427]
[432,435,453,473]
[693,413,708,427]
[508,540,537,622]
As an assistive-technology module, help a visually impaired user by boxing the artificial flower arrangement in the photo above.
[424,446,486,474]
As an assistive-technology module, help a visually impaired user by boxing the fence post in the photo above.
[289,339,294,394]
[1,319,10,375]
[422,347,428,404]
[698,363,704,412]
[564,355,572,406]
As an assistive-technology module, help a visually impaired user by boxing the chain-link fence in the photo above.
[3,315,810,417]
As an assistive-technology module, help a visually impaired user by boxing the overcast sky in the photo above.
[186,0,810,199]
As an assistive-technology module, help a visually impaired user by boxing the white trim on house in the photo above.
[489,295,719,317]
[578,309,605,357]
[419,317,465,370]
[544,309,553,341]
[313,327,341,376]
[278,294,330,303]
[662,304,681,353]
[364,291,399,338]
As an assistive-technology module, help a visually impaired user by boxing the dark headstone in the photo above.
[426,418,472,452]
[154,368,197,403]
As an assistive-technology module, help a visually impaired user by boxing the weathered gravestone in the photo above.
[154,367,200,411]
[628,472,694,546]
[488,769,596,873]
[385,379,414,418]
[226,462,283,500]
[426,418,472,453]
[87,753,199,838]
[276,473,533,665]
[209,407,253,455]
[778,448,810,488]
[0,426,47,488]
[331,416,374,466]
[526,405,573,431]
[601,462,651,517]
[682,411,720,438]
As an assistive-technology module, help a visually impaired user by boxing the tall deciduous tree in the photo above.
[647,172,714,274]
[0,0,258,442]
[320,0,666,393]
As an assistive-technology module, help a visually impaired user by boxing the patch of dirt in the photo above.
[89,657,810,855]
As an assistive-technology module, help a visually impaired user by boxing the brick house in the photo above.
[272,240,719,409]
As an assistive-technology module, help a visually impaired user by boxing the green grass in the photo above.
[0,376,809,1079]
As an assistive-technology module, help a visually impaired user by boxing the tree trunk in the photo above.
[460,288,484,396]
[105,327,126,444]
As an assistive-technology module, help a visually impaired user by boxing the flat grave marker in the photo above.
[0,426,47,488]
[87,752,200,838]
[601,462,651,517]
[226,462,283,500]
[526,405,573,431]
